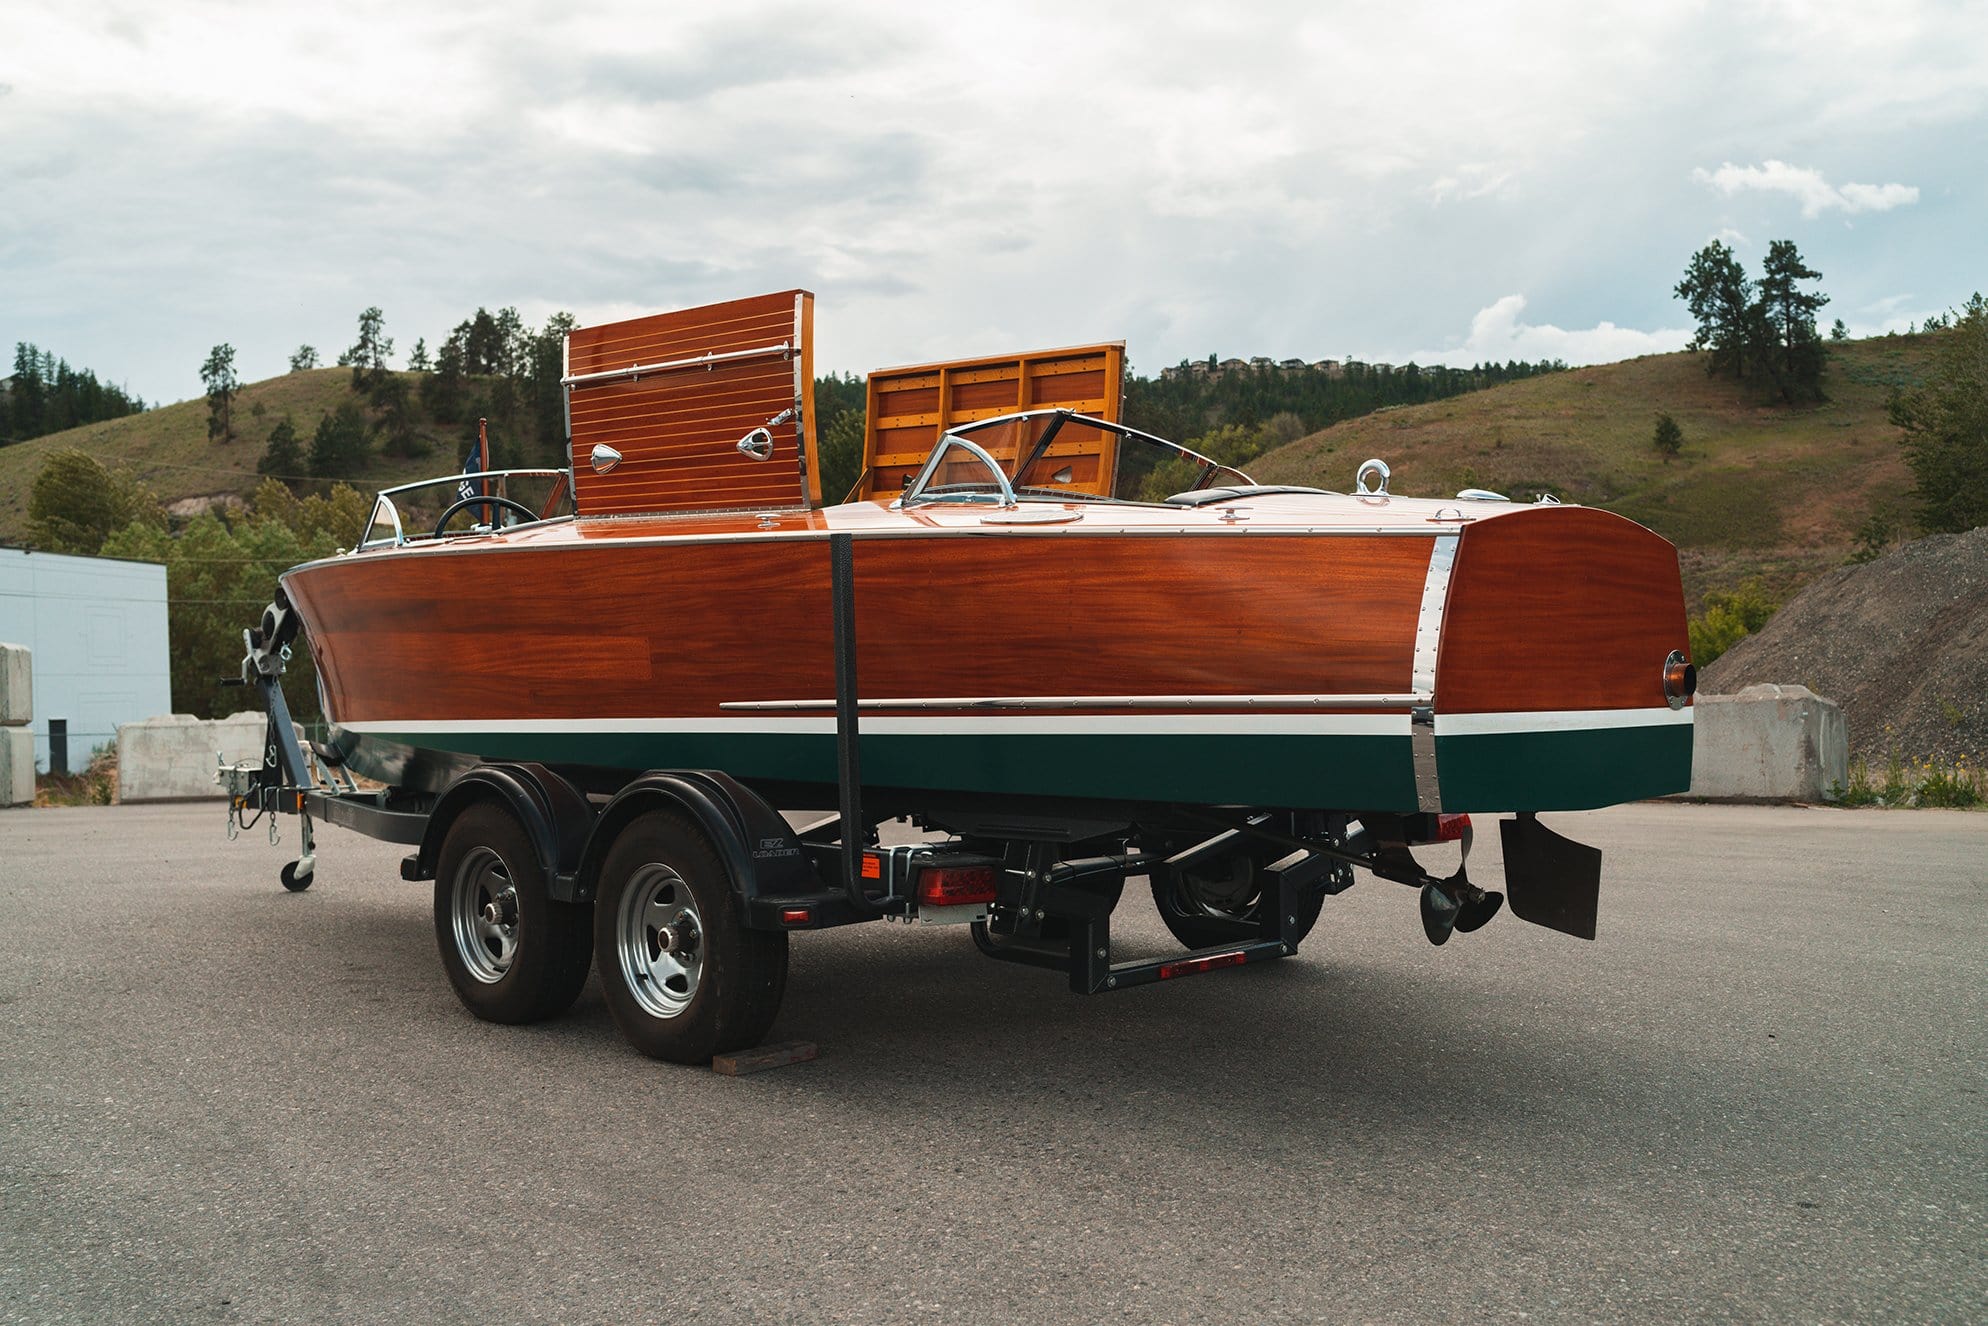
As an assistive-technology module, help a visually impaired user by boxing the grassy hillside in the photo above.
[1249,335,1938,608]
[0,369,474,542]
[2,337,1942,611]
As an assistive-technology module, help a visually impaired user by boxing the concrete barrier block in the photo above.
[116,712,269,802]
[1688,684,1848,803]
[0,727,32,806]
[0,642,30,726]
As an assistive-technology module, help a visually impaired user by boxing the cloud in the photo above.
[4,1,1983,405]
[1691,160,1920,218]
[1411,295,1691,368]
[1427,164,1515,205]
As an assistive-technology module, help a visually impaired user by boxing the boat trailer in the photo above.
[221,535,1604,1064]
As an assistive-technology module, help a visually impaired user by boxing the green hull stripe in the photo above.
[1434,722,1693,811]
[356,722,1690,811]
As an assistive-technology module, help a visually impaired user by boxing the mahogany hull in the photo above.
[283,499,1693,813]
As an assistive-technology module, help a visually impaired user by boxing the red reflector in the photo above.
[916,865,998,907]
[859,853,882,880]
[779,907,812,926]
[1436,813,1471,842]
[1158,950,1248,980]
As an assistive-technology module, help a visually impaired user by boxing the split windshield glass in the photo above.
[910,410,1254,506]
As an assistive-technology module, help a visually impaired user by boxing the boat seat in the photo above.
[1164,484,1332,506]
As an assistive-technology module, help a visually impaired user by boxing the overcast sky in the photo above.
[2,0,1983,406]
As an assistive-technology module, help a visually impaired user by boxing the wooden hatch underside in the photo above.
[854,343,1125,501]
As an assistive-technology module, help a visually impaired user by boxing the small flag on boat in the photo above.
[458,418,493,522]
[457,450,485,506]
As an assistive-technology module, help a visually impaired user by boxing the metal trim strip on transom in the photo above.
[1410,533,1458,810]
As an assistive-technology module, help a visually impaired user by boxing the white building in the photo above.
[0,547,170,773]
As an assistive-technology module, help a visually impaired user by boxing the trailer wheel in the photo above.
[1150,851,1325,949]
[433,802,592,1024]
[593,811,787,1064]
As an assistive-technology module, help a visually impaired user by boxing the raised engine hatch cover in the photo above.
[564,290,818,517]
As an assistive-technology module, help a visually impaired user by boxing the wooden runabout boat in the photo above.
[229,290,1698,1064]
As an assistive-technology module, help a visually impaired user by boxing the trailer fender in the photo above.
[576,770,818,915]
[402,764,595,903]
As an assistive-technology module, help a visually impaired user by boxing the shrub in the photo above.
[1915,758,1982,808]
[1653,412,1683,458]
[1687,580,1777,667]
[1833,753,1980,807]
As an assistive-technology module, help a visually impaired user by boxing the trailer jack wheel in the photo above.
[279,860,314,892]
[594,811,787,1064]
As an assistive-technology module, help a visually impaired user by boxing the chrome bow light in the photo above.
[590,443,623,474]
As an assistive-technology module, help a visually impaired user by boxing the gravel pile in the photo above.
[1703,526,1988,760]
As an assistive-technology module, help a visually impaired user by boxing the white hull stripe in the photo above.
[1436,706,1694,736]
[336,707,1691,739]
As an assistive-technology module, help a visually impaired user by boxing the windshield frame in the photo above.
[895,408,1255,510]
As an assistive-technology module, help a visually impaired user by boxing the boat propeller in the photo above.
[1409,813,1503,946]
[1419,881,1505,946]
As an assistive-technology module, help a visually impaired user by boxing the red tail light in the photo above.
[917,865,998,907]
[1436,813,1471,842]
[1158,950,1248,980]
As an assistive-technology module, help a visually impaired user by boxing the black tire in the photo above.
[593,811,788,1064]
[1149,849,1326,950]
[280,861,313,892]
[433,801,593,1024]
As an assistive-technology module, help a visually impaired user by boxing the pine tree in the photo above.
[408,337,430,372]
[346,308,393,392]
[1675,241,1755,379]
[201,343,238,442]
[1756,240,1829,400]
[371,374,423,458]
[258,416,303,477]
[309,403,371,479]
[289,345,319,372]
[1892,292,1988,533]
[423,335,469,422]
[1653,412,1683,459]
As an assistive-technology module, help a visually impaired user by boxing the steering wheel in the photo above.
[432,494,540,538]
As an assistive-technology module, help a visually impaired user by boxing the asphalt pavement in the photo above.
[1,800,1983,1324]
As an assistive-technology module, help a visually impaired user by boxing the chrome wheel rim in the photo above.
[450,845,519,984]
[616,864,703,1020]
